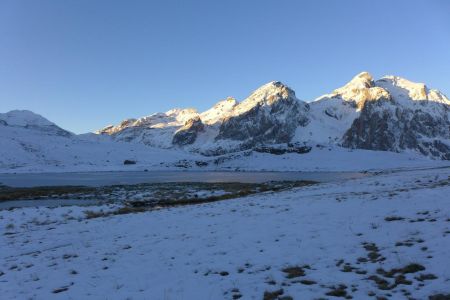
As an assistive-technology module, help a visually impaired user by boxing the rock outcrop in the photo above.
[342,77,450,160]
[172,116,205,146]
[216,81,310,148]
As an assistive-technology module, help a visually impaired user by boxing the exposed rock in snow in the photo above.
[172,116,205,146]
[97,119,137,135]
[342,93,450,160]
[96,108,199,148]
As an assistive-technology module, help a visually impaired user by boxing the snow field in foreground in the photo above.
[1,167,450,299]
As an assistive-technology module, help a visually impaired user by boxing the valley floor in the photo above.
[1,145,448,174]
[1,167,450,299]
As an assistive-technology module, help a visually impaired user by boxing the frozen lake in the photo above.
[0,171,370,209]
[0,170,368,188]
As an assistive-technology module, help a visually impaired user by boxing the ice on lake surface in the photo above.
[0,171,369,209]
[0,170,368,188]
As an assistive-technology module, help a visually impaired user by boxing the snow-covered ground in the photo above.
[2,134,448,174]
[0,124,202,174]
[1,167,449,299]
[207,147,449,172]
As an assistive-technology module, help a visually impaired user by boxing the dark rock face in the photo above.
[0,120,7,126]
[342,99,395,151]
[254,144,312,155]
[216,82,309,149]
[172,116,205,146]
[343,100,450,160]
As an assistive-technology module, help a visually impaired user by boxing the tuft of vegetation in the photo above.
[394,275,412,286]
[400,263,426,274]
[299,279,317,285]
[263,289,284,300]
[0,185,96,201]
[282,266,305,279]
[415,273,437,281]
[384,216,405,222]
[85,206,148,219]
[395,238,424,247]
[52,287,69,293]
[377,263,425,278]
[362,242,385,263]
[325,284,348,298]
[368,275,392,290]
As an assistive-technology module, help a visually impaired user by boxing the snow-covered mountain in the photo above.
[96,72,449,159]
[296,72,449,160]
[0,110,199,172]
[216,81,310,149]
[0,110,72,137]
[96,81,312,154]
[1,72,449,174]
[342,74,450,159]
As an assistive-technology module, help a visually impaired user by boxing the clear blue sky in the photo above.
[1,0,449,133]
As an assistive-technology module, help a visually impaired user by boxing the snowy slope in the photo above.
[204,146,447,172]
[96,108,199,148]
[200,97,237,125]
[0,110,56,127]
[0,111,200,173]
[294,72,386,144]
[0,110,72,137]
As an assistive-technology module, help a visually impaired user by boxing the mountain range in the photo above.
[95,72,450,159]
[1,72,449,172]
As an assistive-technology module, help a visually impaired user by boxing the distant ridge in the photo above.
[95,72,450,159]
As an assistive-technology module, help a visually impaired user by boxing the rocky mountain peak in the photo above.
[231,81,298,116]
[0,110,72,137]
[0,110,56,127]
[165,108,199,124]
[348,71,375,88]
[97,118,137,135]
[341,74,450,160]
[376,76,450,105]
[330,72,390,109]
[200,97,238,125]
[216,81,309,147]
